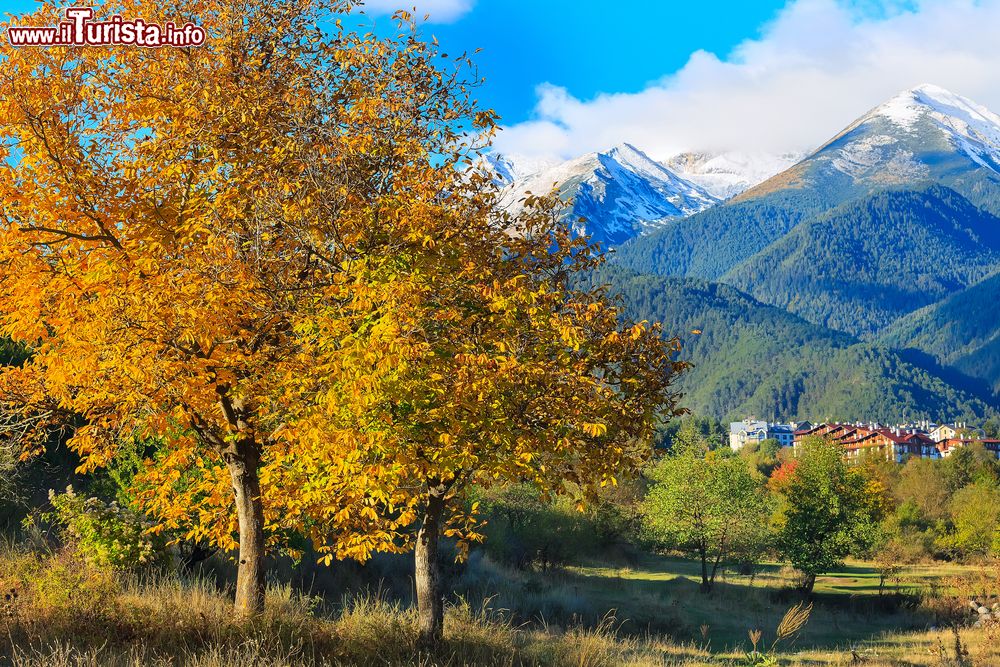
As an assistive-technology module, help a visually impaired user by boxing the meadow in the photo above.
[0,538,995,667]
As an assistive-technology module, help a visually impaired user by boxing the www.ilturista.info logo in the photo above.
[7,7,206,47]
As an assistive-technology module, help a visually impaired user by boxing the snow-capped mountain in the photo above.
[663,151,803,200]
[615,83,1000,339]
[813,83,1000,184]
[615,83,1000,283]
[498,143,719,246]
[488,85,1000,249]
[480,152,559,187]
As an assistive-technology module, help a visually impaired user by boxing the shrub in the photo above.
[476,485,589,570]
[41,486,169,569]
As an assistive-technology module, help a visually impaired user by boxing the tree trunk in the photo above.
[226,438,266,618]
[699,542,711,593]
[415,488,446,645]
[801,572,817,594]
[709,548,724,587]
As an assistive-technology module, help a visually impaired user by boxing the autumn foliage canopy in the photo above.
[0,0,686,625]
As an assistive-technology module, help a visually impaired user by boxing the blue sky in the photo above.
[1,2,45,20]
[359,0,1000,160]
[6,1,1000,159]
[359,1,789,126]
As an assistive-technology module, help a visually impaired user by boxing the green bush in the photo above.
[41,486,169,569]
[0,544,121,637]
[475,485,590,570]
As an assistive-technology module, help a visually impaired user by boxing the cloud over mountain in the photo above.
[494,0,1000,161]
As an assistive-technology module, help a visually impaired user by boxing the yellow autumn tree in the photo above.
[286,181,688,642]
[0,0,494,615]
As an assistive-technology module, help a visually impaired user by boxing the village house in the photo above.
[935,437,1000,457]
[929,422,985,442]
[793,421,998,463]
[729,418,811,451]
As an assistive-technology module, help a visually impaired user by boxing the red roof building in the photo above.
[936,438,1000,458]
[794,422,941,463]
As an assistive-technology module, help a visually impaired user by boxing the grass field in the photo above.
[457,552,996,664]
[1,544,996,666]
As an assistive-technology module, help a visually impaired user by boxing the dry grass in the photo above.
[0,580,716,667]
[0,546,709,666]
[0,546,996,666]
[786,624,1000,666]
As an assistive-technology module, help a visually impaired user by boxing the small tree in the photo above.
[739,437,783,477]
[947,482,1000,559]
[772,437,881,593]
[941,444,999,492]
[643,450,770,592]
[476,484,586,571]
[876,549,904,596]
[668,417,723,453]
[895,457,951,524]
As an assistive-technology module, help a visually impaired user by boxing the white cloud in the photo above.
[359,0,474,23]
[493,0,1000,160]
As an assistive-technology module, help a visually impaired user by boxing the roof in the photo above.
[938,438,1000,448]
[794,422,940,448]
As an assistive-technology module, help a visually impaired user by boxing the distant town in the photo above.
[730,418,1000,463]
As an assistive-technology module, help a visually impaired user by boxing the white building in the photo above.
[929,422,983,442]
[729,418,804,451]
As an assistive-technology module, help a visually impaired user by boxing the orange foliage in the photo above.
[0,0,688,620]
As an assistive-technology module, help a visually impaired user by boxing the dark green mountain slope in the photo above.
[937,167,1000,218]
[722,186,1000,339]
[882,271,1000,397]
[583,268,997,422]
[611,187,832,280]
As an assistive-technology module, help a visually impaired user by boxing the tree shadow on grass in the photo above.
[531,559,932,657]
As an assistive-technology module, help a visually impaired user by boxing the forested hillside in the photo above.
[611,187,832,279]
[723,185,1000,338]
[585,267,998,421]
[883,270,1000,397]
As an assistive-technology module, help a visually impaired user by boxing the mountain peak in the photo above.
[870,84,1000,134]
[806,84,1000,178]
[605,142,649,160]
[908,82,953,97]
[599,143,687,182]
[497,143,719,246]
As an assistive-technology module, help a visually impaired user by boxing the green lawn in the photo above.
[521,553,987,656]
[571,553,973,596]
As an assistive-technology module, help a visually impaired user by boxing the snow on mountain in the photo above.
[663,151,804,200]
[480,152,559,187]
[873,84,1000,139]
[824,84,1000,179]
[485,85,1000,249]
[498,143,719,246]
[485,84,1000,238]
